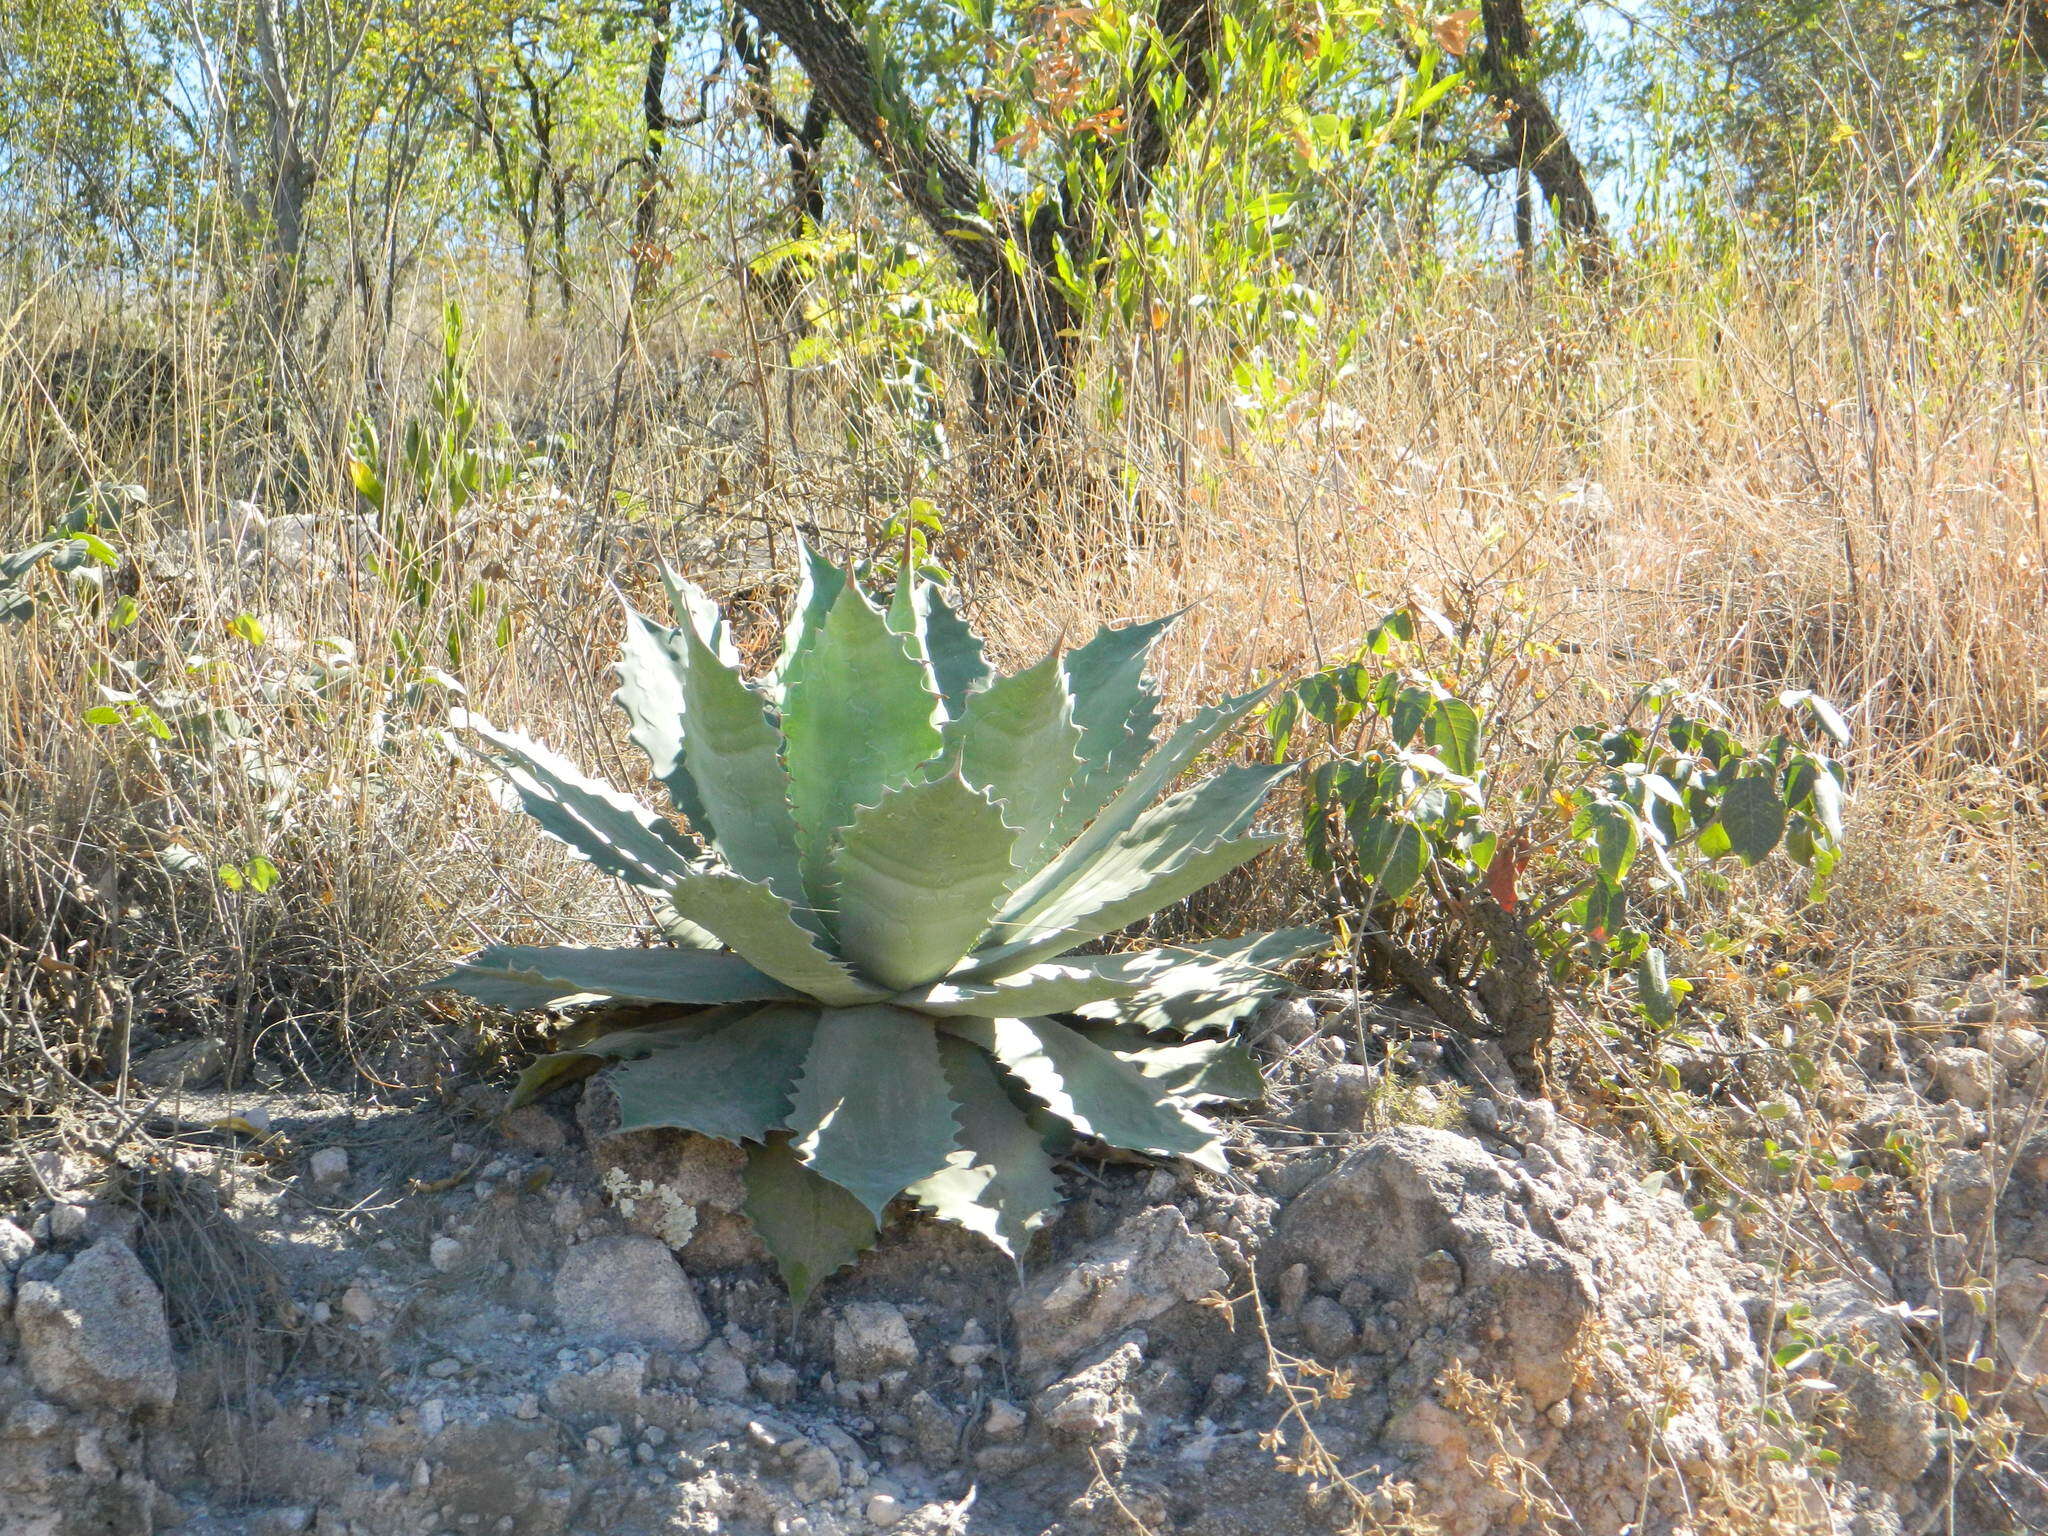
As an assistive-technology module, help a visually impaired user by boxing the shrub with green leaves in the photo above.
[433,546,1317,1303]
[1269,607,1848,1088]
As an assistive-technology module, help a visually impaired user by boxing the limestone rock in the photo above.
[1013,1205,1227,1378]
[1275,1126,1594,1406]
[833,1301,919,1381]
[1805,1280,1938,1488]
[129,1037,224,1089]
[1929,1046,1994,1110]
[551,1236,709,1352]
[578,1083,765,1268]
[1034,1341,1144,1452]
[14,1237,176,1412]
[0,1217,34,1269]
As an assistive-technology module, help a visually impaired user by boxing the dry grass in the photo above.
[2,152,2046,1527]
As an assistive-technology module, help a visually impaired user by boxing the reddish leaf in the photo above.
[1482,829,1531,912]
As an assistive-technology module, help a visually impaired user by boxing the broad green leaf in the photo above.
[610,1004,818,1139]
[767,538,848,700]
[1427,697,1481,777]
[1786,758,1847,845]
[1807,768,1846,846]
[981,763,1289,971]
[1582,801,1640,885]
[1001,686,1270,929]
[899,955,1159,1017]
[1352,816,1429,903]
[907,1036,1063,1262]
[1072,927,1328,1033]
[1048,612,1180,844]
[788,1005,960,1217]
[461,715,702,891]
[667,870,883,1006]
[1697,818,1734,860]
[828,777,1019,990]
[1390,686,1433,747]
[1781,689,1850,746]
[670,618,805,899]
[782,583,943,903]
[1075,1026,1266,1104]
[1716,776,1787,864]
[744,1134,879,1312]
[937,651,1081,870]
[616,608,717,835]
[429,944,803,1007]
[945,1015,1224,1172]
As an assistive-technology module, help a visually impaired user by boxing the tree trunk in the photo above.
[633,0,674,306]
[735,0,1215,431]
[253,0,315,346]
[1475,0,1608,273]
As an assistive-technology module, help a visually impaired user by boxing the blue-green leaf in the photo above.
[944,1015,1224,1172]
[609,1005,818,1139]
[460,715,702,892]
[1048,612,1180,844]
[936,650,1081,870]
[667,870,884,1006]
[907,1036,1062,1262]
[828,777,1019,990]
[429,944,803,1007]
[782,582,944,904]
[744,1134,878,1311]
[788,1005,960,1218]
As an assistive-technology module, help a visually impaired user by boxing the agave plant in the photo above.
[433,546,1319,1303]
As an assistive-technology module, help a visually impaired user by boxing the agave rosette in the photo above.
[434,546,1318,1301]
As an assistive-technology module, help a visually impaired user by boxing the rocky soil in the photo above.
[4,988,2046,1536]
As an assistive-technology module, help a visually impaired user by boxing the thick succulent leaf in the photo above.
[966,764,1293,976]
[767,538,848,700]
[1047,612,1179,846]
[943,1015,1225,1172]
[744,1134,879,1312]
[917,584,993,714]
[1001,686,1271,930]
[1072,927,1329,1034]
[907,1036,1064,1262]
[616,608,718,836]
[667,870,883,1007]
[885,564,947,712]
[934,651,1081,871]
[511,1051,604,1108]
[460,714,702,892]
[610,1004,818,1139]
[508,1010,741,1109]
[660,566,742,668]
[653,903,725,950]
[435,969,602,1013]
[787,1005,960,1218]
[431,944,803,1007]
[668,619,806,900]
[898,955,1159,1017]
[1073,1025,1266,1104]
[828,777,1020,990]
[781,582,944,903]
